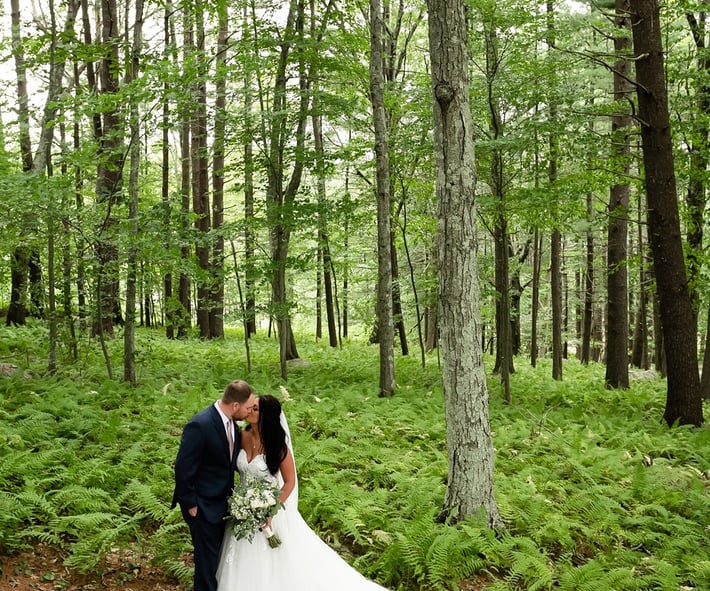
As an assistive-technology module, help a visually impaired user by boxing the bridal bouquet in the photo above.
[225,476,283,548]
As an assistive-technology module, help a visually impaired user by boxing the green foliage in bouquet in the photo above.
[225,475,282,546]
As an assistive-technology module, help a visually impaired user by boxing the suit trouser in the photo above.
[188,513,226,591]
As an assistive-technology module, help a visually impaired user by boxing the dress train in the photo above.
[216,450,387,591]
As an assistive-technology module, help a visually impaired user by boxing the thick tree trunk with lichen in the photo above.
[426,0,502,528]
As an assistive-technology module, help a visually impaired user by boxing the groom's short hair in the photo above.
[223,380,255,404]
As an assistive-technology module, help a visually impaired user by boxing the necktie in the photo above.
[227,422,234,460]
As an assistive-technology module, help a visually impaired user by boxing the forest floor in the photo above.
[0,545,182,591]
[0,544,491,590]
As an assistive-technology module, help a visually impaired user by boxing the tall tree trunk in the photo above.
[605,0,631,389]
[485,24,512,402]
[510,237,530,358]
[312,89,338,348]
[178,114,192,339]
[192,2,211,339]
[9,0,79,326]
[94,0,124,337]
[177,6,194,339]
[530,227,542,367]
[581,188,594,364]
[631,201,649,369]
[316,248,323,339]
[8,0,35,326]
[265,0,318,376]
[243,1,257,338]
[124,0,145,386]
[630,0,703,427]
[59,122,78,360]
[427,0,501,529]
[686,10,709,396]
[401,196,426,366]
[370,0,396,396]
[547,1,563,381]
[342,164,351,340]
[162,0,175,339]
[391,231,408,356]
[210,3,228,340]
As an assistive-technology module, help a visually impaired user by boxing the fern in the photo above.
[1,331,708,589]
[52,485,117,514]
[119,480,171,522]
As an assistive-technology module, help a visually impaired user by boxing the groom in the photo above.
[172,379,256,591]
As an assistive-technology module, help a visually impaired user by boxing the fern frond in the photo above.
[119,480,171,522]
[52,485,116,514]
[15,489,57,520]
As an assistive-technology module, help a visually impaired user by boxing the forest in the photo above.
[0,0,708,590]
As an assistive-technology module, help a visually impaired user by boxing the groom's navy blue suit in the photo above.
[172,404,239,591]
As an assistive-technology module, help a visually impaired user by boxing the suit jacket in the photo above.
[171,404,240,524]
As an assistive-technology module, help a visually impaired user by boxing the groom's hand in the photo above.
[188,506,198,517]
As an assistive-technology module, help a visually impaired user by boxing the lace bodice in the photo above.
[236,449,279,486]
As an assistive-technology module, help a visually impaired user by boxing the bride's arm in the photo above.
[278,448,296,504]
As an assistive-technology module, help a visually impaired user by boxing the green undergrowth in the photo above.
[0,323,708,590]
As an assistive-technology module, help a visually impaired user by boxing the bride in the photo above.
[216,394,388,591]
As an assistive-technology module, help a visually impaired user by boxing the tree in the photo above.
[629,0,703,427]
[370,0,396,397]
[427,0,502,527]
[94,0,125,339]
[191,1,211,339]
[124,0,146,385]
[162,0,176,340]
[210,0,229,340]
[605,0,631,389]
[481,15,513,403]
[547,0,563,381]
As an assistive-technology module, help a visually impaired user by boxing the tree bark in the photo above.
[370,0,396,396]
[630,0,703,426]
[178,5,194,339]
[124,0,145,386]
[547,1,563,381]
[210,3,228,340]
[162,0,175,339]
[312,87,338,348]
[530,227,542,367]
[243,1,257,339]
[192,2,211,339]
[427,0,502,528]
[581,189,594,365]
[630,201,649,369]
[605,0,631,389]
[8,0,31,327]
[94,0,124,338]
[485,24,512,402]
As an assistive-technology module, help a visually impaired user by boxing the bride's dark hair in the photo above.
[257,395,287,475]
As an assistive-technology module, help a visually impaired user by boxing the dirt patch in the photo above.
[1,544,491,590]
[0,545,184,591]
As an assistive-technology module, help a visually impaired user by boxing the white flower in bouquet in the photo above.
[225,475,283,548]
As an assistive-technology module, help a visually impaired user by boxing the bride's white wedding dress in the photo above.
[216,448,387,591]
